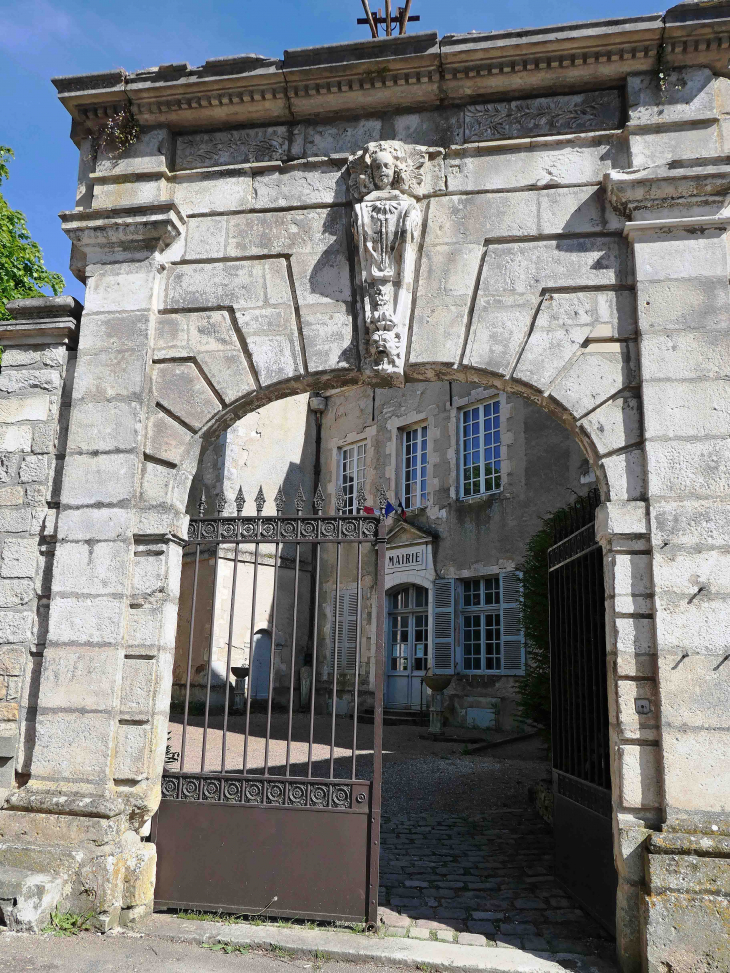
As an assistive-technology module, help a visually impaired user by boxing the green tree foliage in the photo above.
[516,505,572,741]
[0,146,64,321]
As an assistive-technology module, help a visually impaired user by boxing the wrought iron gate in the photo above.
[153,486,386,923]
[548,489,617,934]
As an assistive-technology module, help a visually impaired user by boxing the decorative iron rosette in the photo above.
[299,520,317,539]
[331,785,352,809]
[309,783,329,808]
[260,520,277,540]
[223,780,243,803]
[200,521,217,540]
[340,519,358,538]
[361,519,377,538]
[244,780,264,804]
[287,782,307,807]
[161,776,179,800]
[180,777,201,801]
[202,778,222,802]
[240,521,257,540]
[219,520,237,541]
[265,781,286,805]
[319,519,337,539]
[279,519,297,540]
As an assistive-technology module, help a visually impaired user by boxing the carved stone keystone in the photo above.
[349,141,425,385]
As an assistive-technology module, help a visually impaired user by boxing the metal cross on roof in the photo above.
[357,0,420,37]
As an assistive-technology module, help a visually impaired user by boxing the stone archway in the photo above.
[1,18,729,968]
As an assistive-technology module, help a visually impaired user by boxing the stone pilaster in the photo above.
[606,157,730,971]
[0,205,185,931]
[596,500,657,973]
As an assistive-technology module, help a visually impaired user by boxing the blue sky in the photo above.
[1,0,660,303]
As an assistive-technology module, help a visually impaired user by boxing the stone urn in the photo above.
[231,666,249,712]
[423,670,453,738]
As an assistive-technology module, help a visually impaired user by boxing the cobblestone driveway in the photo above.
[376,740,614,963]
[378,809,612,958]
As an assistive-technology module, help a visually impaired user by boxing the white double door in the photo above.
[385,586,429,709]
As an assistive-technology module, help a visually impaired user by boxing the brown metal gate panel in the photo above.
[153,781,371,920]
[548,489,617,935]
[155,485,386,924]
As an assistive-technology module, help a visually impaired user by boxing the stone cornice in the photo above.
[52,6,730,140]
[2,296,82,348]
[604,156,730,219]
[60,202,186,257]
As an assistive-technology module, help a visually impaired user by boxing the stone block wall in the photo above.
[0,298,80,800]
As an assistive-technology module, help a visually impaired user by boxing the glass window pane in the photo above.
[484,577,500,606]
[484,612,501,671]
[463,614,482,671]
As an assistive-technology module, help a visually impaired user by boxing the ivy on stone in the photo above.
[516,504,573,742]
[0,146,64,321]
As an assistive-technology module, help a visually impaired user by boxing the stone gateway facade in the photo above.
[0,5,729,970]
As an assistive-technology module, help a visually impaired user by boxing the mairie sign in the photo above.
[386,545,425,572]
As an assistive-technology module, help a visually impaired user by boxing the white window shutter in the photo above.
[330,589,358,672]
[432,578,455,674]
[500,570,524,674]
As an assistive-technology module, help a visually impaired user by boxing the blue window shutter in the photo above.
[330,589,358,672]
[432,578,455,674]
[500,570,524,674]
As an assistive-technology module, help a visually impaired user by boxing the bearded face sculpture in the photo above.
[348,141,426,385]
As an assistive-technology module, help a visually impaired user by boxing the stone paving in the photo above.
[377,808,614,960]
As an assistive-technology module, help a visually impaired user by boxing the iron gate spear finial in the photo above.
[235,486,245,514]
[217,493,226,515]
[198,494,207,517]
[295,484,306,512]
[275,485,285,514]
[255,486,265,515]
[313,484,325,514]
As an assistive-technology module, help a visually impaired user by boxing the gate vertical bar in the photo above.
[264,488,284,776]
[307,487,324,778]
[222,536,240,774]
[368,507,387,926]
[243,487,264,775]
[201,496,224,774]
[351,509,364,780]
[329,539,342,780]
[180,539,200,773]
[286,492,303,777]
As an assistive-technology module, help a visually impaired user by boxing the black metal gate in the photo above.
[153,486,386,924]
[548,489,617,934]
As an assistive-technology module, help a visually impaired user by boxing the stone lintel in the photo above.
[60,202,185,258]
[51,8,730,136]
[604,157,730,220]
[5,787,125,820]
[2,296,82,348]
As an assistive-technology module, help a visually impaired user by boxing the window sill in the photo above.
[459,491,502,504]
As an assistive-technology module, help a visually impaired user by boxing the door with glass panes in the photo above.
[386,585,429,708]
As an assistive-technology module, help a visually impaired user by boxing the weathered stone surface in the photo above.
[464,90,622,143]
[6,16,730,968]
